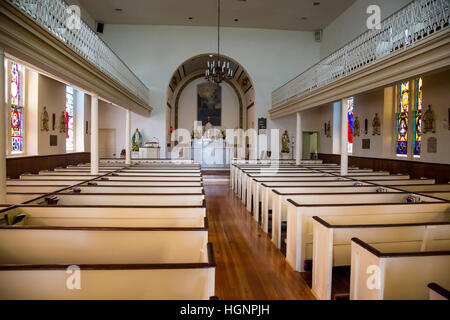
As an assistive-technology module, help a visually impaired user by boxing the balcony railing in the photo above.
[7,0,150,104]
[272,0,449,108]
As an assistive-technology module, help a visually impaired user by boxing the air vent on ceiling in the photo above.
[314,30,322,42]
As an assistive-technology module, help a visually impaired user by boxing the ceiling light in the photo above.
[205,0,233,84]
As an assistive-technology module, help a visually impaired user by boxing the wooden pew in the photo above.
[285,196,448,272]
[258,180,373,229]
[247,175,418,221]
[7,185,204,194]
[0,225,215,299]
[15,192,205,206]
[350,238,449,300]
[240,170,398,204]
[243,170,388,209]
[428,283,450,300]
[36,171,202,177]
[272,189,419,249]
[7,178,203,187]
[3,204,206,228]
[18,175,203,182]
[312,216,450,300]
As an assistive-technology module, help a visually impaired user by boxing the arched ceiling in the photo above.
[167,54,253,103]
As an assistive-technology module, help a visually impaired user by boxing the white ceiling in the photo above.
[77,0,356,31]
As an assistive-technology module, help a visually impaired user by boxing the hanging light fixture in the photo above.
[205,0,233,84]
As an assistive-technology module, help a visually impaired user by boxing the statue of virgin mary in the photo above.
[132,128,143,151]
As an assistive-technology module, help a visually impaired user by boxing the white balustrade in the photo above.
[272,0,449,107]
[7,0,150,104]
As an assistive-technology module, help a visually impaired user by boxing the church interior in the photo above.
[0,0,449,303]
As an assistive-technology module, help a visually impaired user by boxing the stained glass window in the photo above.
[413,78,423,157]
[347,97,354,153]
[10,62,21,106]
[10,62,24,153]
[66,86,74,152]
[11,106,23,153]
[396,81,409,156]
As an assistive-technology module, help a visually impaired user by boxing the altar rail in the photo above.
[7,0,149,104]
[271,0,449,107]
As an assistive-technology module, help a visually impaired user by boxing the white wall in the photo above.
[177,78,239,132]
[100,25,321,156]
[301,104,334,155]
[300,69,450,165]
[320,0,413,58]
[352,89,385,158]
[37,74,67,155]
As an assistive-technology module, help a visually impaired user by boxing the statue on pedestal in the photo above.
[132,128,143,151]
[41,107,49,132]
[372,113,381,136]
[59,111,66,133]
[354,116,360,136]
[281,130,290,153]
[422,105,435,134]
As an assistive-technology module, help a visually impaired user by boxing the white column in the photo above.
[0,49,6,203]
[296,112,302,165]
[90,94,99,175]
[340,98,348,175]
[125,109,131,165]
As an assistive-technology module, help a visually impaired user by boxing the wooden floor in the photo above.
[205,181,316,300]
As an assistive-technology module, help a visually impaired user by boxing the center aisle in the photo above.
[205,180,315,300]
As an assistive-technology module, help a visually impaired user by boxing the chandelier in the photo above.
[205,0,233,84]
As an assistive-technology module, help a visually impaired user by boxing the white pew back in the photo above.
[5,205,207,227]
[350,238,450,300]
[286,200,449,272]
[312,217,450,300]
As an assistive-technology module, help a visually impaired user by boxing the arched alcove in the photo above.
[166,54,255,148]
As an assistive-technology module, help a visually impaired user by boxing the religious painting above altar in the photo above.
[197,82,221,126]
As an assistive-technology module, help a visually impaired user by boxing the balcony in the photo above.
[270,0,449,117]
[3,0,150,112]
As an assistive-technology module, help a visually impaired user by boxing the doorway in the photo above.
[99,128,117,158]
[302,132,318,160]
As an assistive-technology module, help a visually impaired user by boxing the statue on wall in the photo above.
[324,121,331,138]
[132,128,143,151]
[372,113,381,135]
[422,105,436,134]
[41,106,49,132]
[353,116,360,136]
[59,111,66,133]
[281,130,290,153]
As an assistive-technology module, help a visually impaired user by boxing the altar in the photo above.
[190,138,231,167]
